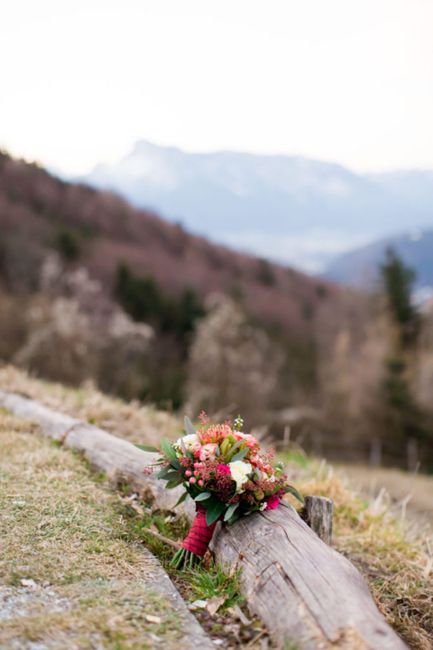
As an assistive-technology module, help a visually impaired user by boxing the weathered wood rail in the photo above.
[0,390,408,650]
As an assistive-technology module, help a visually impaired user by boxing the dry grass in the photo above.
[337,463,433,534]
[2,366,432,648]
[0,364,180,445]
[0,412,182,649]
[284,455,433,650]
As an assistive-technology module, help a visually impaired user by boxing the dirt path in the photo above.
[0,412,213,650]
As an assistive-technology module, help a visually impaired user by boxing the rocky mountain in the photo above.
[80,141,433,272]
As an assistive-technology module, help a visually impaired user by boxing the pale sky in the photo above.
[1,0,433,175]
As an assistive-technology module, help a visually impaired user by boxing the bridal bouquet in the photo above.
[156,413,303,569]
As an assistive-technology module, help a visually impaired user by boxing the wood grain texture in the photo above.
[0,390,408,649]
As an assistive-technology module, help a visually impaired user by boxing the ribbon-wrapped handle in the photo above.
[181,504,218,557]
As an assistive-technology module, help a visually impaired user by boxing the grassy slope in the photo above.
[0,413,185,649]
[1,365,432,649]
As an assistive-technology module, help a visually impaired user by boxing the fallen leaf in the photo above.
[188,599,208,610]
[229,604,251,626]
[145,614,162,624]
[20,579,37,589]
[205,595,226,616]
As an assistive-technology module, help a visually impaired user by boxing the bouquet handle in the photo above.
[171,503,218,568]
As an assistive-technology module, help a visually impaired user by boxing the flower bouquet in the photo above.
[155,413,303,569]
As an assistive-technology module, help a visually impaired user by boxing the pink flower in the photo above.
[217,463,231,475]
[185,470,192,477]
[198,479,204,487]
[233,432,259,450]
[199,424,234,444]
[199,443,218,461]
[199,410,209,425]
[189,477,196,484]
[265,495,280,510]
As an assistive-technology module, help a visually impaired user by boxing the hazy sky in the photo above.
[1,0,433,175]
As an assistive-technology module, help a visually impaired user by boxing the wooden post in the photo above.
[369,437,382,467]
[406,438,419,472]
[301,495,333,545]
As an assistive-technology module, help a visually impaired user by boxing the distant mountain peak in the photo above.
[79,141,433,273]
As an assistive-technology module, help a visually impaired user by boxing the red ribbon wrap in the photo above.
[182,504,218,557]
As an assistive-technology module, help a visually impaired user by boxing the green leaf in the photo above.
[205,500,225,526]
[194,492,212,502]
[224,439,241,460]
[156,466,180,480]
[286,485,304,504]
[184,416,197,436]
[166,476,185,489]
[134,443,159,453]
[174,491,189,508]
[197,495,219,511]
[230,447,249,462]
[169,458,181,470]
[224,502,239,522]
[160,438,177,462]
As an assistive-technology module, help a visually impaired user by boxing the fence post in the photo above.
[369,438,382,467]
[406,438,419,472]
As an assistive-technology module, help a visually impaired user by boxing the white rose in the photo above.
[175,433,200,453]
[229,460,252,492]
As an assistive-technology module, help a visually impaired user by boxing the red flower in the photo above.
[217,463,231,475]
[265,495,280,510]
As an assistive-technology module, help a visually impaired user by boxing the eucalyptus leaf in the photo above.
[286,485,304,504]
[194,492,212,502]
[226,511,241,525]
[174,491,189,507]
[166,476,185,489]
[134,443,159,453]
[156,466,178,480]
[184,416,197,437]
[224,502,239,522]
[160,438,177,462]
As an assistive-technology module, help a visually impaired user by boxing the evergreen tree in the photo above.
[380,248,427,444]
[380,247,419,346]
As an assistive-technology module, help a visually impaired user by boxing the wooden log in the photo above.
[0,390,191,516]
[0,390,408,650]
[301,495,333,545]
[211,504,407,649]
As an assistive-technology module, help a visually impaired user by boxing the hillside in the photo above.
[3,150,433,470]
[0,150,333,334]
[1,149,348,421]
[80,140,433,272]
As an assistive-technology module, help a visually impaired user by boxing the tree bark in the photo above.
[0,390,408,649]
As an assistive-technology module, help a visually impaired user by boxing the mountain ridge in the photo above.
[323,228,433,292]
[79,141,433,272]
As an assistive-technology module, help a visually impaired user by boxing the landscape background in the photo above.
[2,0,433,472]
[1,146,433,470]
[2,3,433,648]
